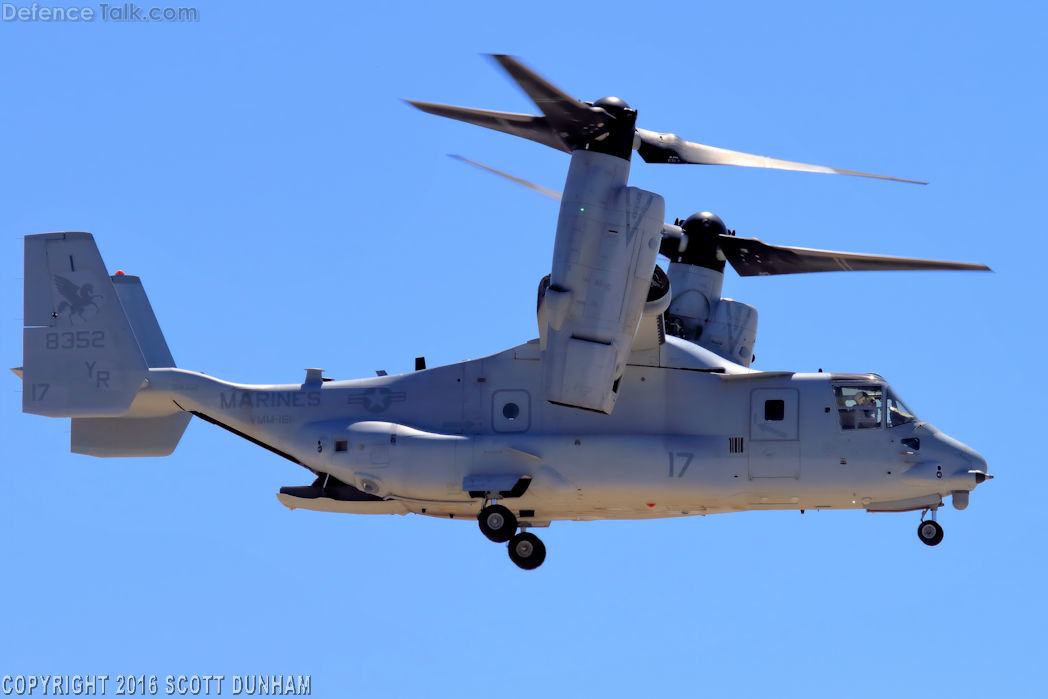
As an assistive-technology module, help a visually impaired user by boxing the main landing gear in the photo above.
[478,502,547,570]
[508,532,546,570]
[478,503,517,543]
[917,508,944,546]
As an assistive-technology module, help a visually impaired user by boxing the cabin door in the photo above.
[748,388,800,479]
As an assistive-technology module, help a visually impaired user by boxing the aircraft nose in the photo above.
[953,445,992,486]
[951,447,991,510]
[951,438,990,480]
[967,451,992,483]
[926,427,977,465]
[921,425,991,486]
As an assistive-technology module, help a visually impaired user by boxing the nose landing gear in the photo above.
[917,508,944,546]
[476,501,547,569]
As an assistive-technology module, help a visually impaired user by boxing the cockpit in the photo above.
[834,382,918,430]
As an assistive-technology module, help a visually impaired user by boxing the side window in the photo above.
[492,390,530,433]
[750,388,798,440]
[764,399,785,421]
[834,385,883,430]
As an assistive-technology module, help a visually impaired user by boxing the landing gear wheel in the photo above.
[478,504,517,543]
[917,519,944,546]
[508,532,546,570]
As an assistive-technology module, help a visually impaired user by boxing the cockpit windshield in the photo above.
[835,385,883,430]
[834,384,919,430]
[886,388,918,428]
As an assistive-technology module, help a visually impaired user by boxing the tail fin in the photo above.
[109,272,177,367]
[21,232,189,456]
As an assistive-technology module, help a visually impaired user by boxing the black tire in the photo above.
[508,532,546,570]
[478,504,517,543]
[917,519,944,546]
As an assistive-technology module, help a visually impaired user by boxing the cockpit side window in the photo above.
[886,389,917,428]
[834,385,883,430]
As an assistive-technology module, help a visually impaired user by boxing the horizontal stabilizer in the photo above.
[72,413,190,457]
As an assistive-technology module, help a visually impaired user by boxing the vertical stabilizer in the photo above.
[112,273,176,367]
[23,232,148,417]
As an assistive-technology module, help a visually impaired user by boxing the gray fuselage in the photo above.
[147,336,986,526]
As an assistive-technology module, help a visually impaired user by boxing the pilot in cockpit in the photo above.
[835,386,883,430]
[853,391,879,427]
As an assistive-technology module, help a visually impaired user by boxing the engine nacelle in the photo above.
[697,298,757,366]
[537,151,665,414]
[664,260,758,367]
[664,261,723,343]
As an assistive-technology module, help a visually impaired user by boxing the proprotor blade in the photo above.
[405,100,569,152]
[448,155,562,201]
[718,235,990,276]
[489,54,637,159]
[411,56,925,180]
[635,128,927,184]
[488,54,588,129]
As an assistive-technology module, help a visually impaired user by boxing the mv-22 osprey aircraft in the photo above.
[17,56,992,570]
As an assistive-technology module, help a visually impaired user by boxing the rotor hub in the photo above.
[682,211,728,237]
[663,212,728,272]
[593,96,631,115]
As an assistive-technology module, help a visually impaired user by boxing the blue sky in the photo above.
[2,1,1045,696]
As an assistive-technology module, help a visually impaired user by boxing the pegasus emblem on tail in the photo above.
[54,275,103,322]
